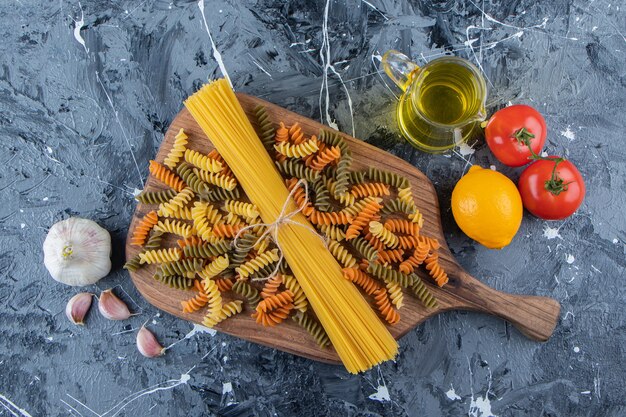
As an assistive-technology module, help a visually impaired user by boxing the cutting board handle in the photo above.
[452,270,561,341]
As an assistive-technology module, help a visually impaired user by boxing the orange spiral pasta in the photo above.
[419,235,441,250]
[149,160,186,192]
[397,235,419,250]
[384,219,420,236]
[260,274,283,299]
[376,248,405,264]
[130,210,159,246]
[398,242,430,274]
[288,122,306,145]
[345,197,383,240]
[350,182,390,198]
[342,268,381,295]
[373,288,400,325]
[252,304,293,327]
[308,146,341,171]
[275,122,289,142]
[256,290,294,313]
[181,281,209,313]
[424,252,449,287]
[215,276,235,292]
[177,235,203,249]
[211,223,243,238]
[308,210,352,225]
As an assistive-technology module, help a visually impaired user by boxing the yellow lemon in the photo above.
[451,166,523,249]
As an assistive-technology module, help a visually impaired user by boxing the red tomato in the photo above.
[484,104,547,167]
[518,157,585,220]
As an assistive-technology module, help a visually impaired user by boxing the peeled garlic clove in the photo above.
[66,292,93,325]
[43,217,111,286]
[98,289,131,320]
[136,326,165,358]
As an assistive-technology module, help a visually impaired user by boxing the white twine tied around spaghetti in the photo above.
[232,178,327,282]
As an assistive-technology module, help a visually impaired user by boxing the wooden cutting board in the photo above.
[126,93,560,364]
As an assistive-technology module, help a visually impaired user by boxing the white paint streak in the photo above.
[0,393,34,417]
[467,359,498,417]
[318,0,354,135]
[560,125,576,140]
[445,386,462,401]
[565,254,575,264]
[222,382,233,394]
[458,141,476,157]
[360,0,389,20]
[368,385,390,402]
[543,225,563,240]
[163,323,216,352]
[573,346,580,353]
[95,72,144,188]
[197,0,232,88]
[71,2,88,54]
[248,54,272,78]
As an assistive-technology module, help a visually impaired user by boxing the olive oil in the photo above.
[397,58,486,152]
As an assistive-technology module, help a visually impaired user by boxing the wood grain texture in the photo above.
[126,92,560,364]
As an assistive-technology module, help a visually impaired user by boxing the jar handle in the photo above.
[381,50,420,92]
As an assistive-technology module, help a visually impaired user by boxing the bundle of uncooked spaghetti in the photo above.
[184,79,398,373]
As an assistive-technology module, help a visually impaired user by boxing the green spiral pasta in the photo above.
[253,105,275,152]
[367,262,416,288]
[176,162,211,195]
[351,236,378,261]
[158,258,204,277]
[274,159,320,183]
[349,171,367,185]
[232,280,260,307]
[230,233,257,269]
[154,274,196,290]
[410,274,438,308]
[312,177,331,212]
[292,312,330,348]
[333,156,352,197]
[182,240,231,258]
[381,198,417,215]
[200,186,241,202]
[136,189,177,205]
[367,167,410,189]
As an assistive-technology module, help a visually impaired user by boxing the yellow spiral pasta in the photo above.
[202,300,243,328]
[386,281,404,309]
[327,239,357,268]
[223,200,260,219]
[158,205,193,221]
[282,274,308,313]
[236,249,280,279]
[184,148,222,173]
[203,277,223,319]
[138,248,181,264]
[318,224,346,241]
[154,219,192,238]
[274,139,319,158]
[198,255,229,280]
[223,212,244,225]
[397,187,415,208]
[158,187,194,216]
[194,168,238,191]
[408,209,424,228]
[369,221,399,249]
[191,201,212,241]
[164,128,188,169]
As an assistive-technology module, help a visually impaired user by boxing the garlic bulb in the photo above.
[43,217,111,286]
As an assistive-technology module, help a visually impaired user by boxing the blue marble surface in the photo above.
[1,0,625,416]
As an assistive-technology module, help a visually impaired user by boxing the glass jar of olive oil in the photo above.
[382,50,487,153]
